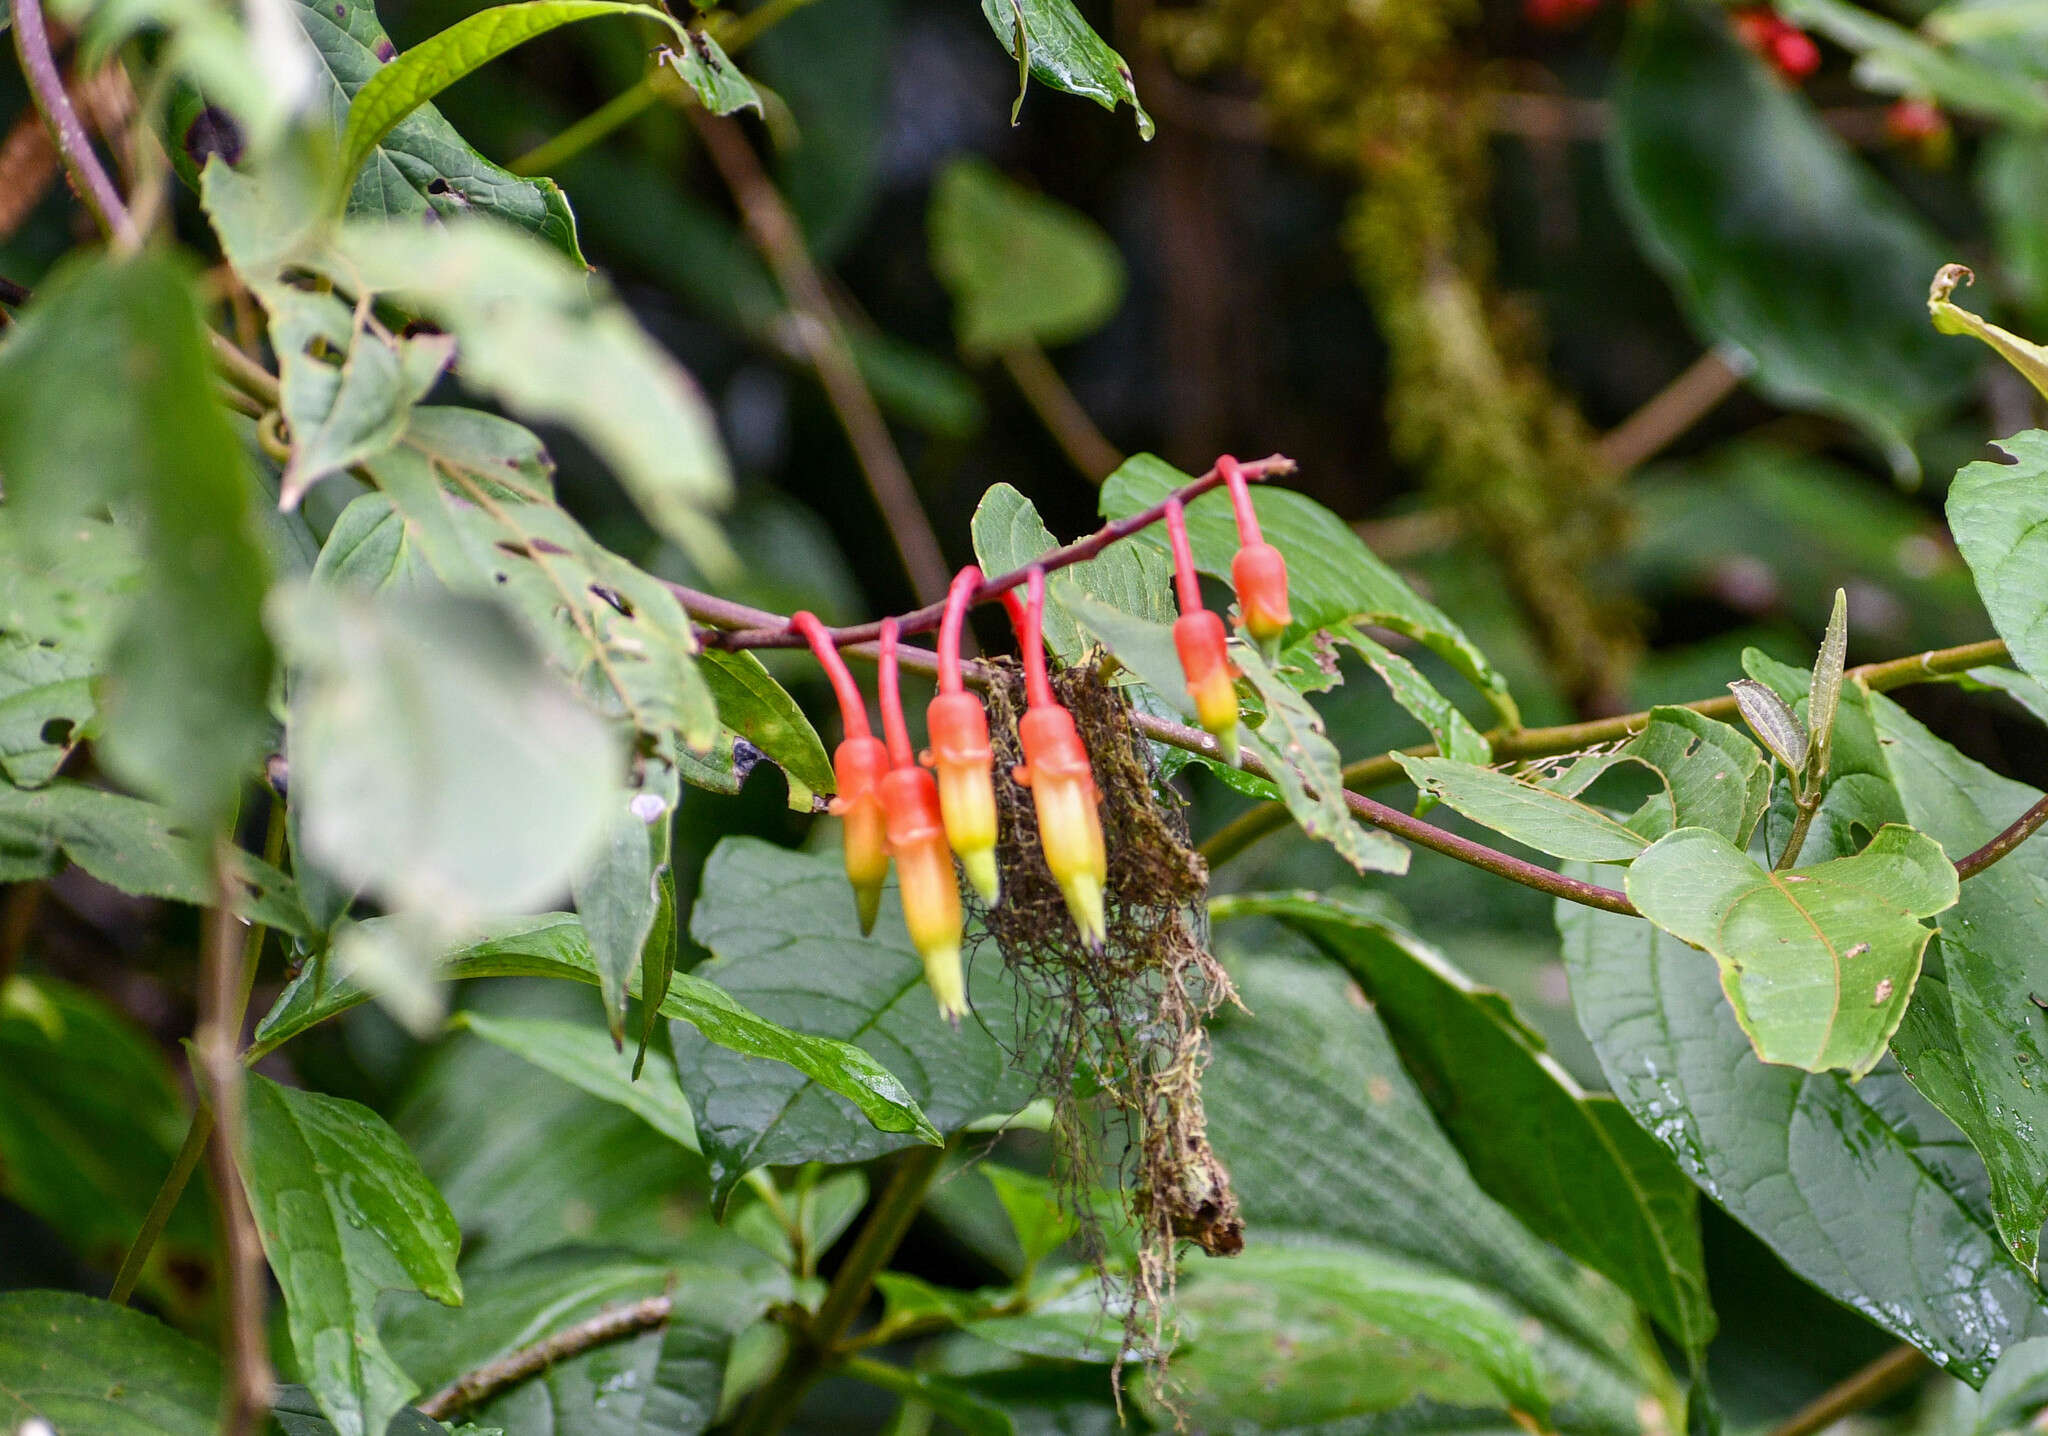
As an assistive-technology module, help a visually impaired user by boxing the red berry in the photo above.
[1885,97,1947,144]
[1770,28,1821,80]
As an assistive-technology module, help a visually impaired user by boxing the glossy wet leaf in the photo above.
[930,155,1125,357]
[678,837,1028,1208]
[240,1073,464,1436]
[0,977,213,1311]
[0,252,274,826]
[1948,429,2048,684]
[1611,0,1974,469]
[0,1289,221,1435]
[977,0,1151,136]
[1396,754,1650,863]
[1214,893,1714,1362]
[1101,454,1517,724]
[1240,644,1410,876]
[1558,884,2048,1384]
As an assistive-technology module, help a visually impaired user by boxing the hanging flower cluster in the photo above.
[786,457,1293,1019]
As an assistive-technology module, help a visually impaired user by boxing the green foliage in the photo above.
[0,1290,223,1434]
[977,0,1152,136]
[1950,430,2048,683]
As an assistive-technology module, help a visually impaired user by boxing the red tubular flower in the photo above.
[880,620,967,1024]
[792,611,889,935]
[1002,570,1108,952]
[925,567,1000,903]
[1165,498,1240,762]
[1221,454,1291,646]
[1732,8,1819,81]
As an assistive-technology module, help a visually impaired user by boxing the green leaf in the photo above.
[0,977,213,1311]
[573,758,679,1042]
[289,0,582,259]
[1239,643,1410,876]
[250,912,939,1155]
[1745,650,1911,867]
[971,482,1174,664]
[380,1249,785,1435]
[1871,690,2048,1271]
[1730,677,1809,775]
[1617,706,1772,846]
[269,1386,449,1435]
[1807,588,1849,787]
[1558,883,2048,1384]
[1775,0,2048,125]
[1100,453,1517,724]
[1214,892,1715,1362]
[1161,1241,1550,1429]
[1611,0,1974,470]
[0,253,274,826]
[1203,952,1682,1431]
[679,837,1029,1208]
[0,1289,221,1435]
[658,25,761,116]
[1974,1337,2048,1436]
[339,3,751,200]
[1396,754,1651,863]
[1949,429,2048,685]
[455,1009,699,1152]
[929,155,1125,356]
[698,649,833,810]
[0,515,137,787]
[977,0,1152,136]
[1336,624,1492,766]
[241,1073,464,1436]
[1625,824,1956,1075]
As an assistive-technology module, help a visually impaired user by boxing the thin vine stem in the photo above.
[11,0,137,248]
[1765,1345,1928,1436]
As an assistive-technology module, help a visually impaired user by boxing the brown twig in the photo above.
[999,343,1124,483]
[1594,348,1747,473]
[697,454,1294,652]
[417,1296,675,1419]
[690,110,952,607]
[11,0,137,248]
[1955,793,2048,881]
[1766,1346,1929,1436]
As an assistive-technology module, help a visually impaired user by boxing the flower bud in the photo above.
[830,734,891,935]
[1231,541,1292,645]
[1174,609,1240,763]
[925,690,1000,903]
[1013,705,1108,951]
[880,766,966,1023]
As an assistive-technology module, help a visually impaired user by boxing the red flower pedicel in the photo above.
[879,619,968,1023]
[791,611,890,935]
[926,567,1001,903]
[1166,498,1241,763]
[1220,454,1291,649]
[1003,570,1109,952]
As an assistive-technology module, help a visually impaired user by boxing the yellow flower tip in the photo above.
[853,877,884,937]
[921,940,968,1026]
[1061,869,1107,954]
[960,845,1001,905]
[1214,722,1241,767]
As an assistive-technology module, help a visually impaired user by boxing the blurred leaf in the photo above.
[1874,691,2048,1272]
[268,1386,448,1434]
[698,650,833,810]
[977,0,1152,137]
[1981,133,2048,324]
[1396,754,1650,863]
[1960,666,2048,726]
[846,1358,1016,1436]
[0,516,137,787]
[0,1289,222,1434]
[0,977,213,1311]
[1336,625,1491,766]
[252,912,939,1154]
[0,252,274,826]
[972,483,1175,663]
[1776,0,2048,124]
[1625,824,1954,1075]
[1949,429,2048,684]
[1101,455,1517,724]
[981,1166,1079,1276]
[1973,1337,2048,1435]
[289,0,582,258]
[456,1009,699,1152]
[1203,953,1682,1431]
[1558,881,2048,1384]
[930,156,1125,357]
[1239,643,1410,875]
[1611,0,1974,469]
[678,837,1029,1208]
[381,1248,786,1435]
[241,1073,464,1436]
[1215,893,1714,1362]
[573,759,679,1042]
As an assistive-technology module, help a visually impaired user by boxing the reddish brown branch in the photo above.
[1955,793,2048,881]
[11,0,135,247]
[417,1297,674,1419]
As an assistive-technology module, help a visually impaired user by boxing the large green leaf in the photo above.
[929,156,1125,357]
[250,912,939,1151]
[455,1010,699,1152]
[241,1073,464,1436]
[0,515,137,787]
[381,1248,786,1435]
[0,253,274,826]
[1213,894,1714,1363]
[289,0,582,258]
[1949,430,2048,686]
[679,837,1032,1208]
[1610,0,1974,469]
[1395,755,1651,864]
[1557,885,2048,1384]
[1100,454,1516,723]
[0,1290,220,1435]
[0,977,213,1311]
[1626,823,1956,1075]
[1201,952,1680,1431]
[977,0,1152,136]
[1872,691,2048,1272]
